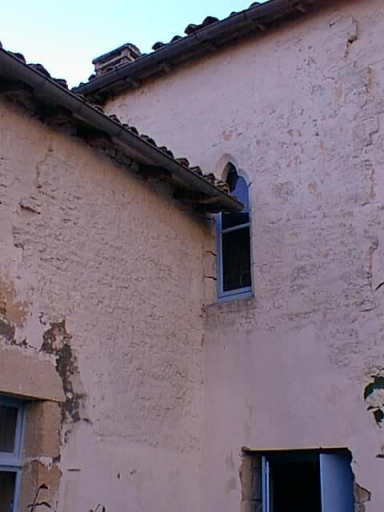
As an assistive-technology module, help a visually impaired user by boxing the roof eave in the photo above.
[74,0,322,100]
[0,48,242,213]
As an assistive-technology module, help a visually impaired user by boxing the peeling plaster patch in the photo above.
[372,113,384,165]
[89,504,106,512]
[19,196,41,215]
[222,129,234,141]
[0,273,28,325]
[364,376,384,425]
[364,238,379,292]
[361,114,383,204]
[0,274,29,346]
[327,15,359,58]
[27,477,58,512]
[225,452,236,472]
[25,456,55,470]
[35,143,54,190]
[0,317,16,342]
[364,117,380,147]
[308,181,321,199]
[362,159,376,204]
[354,483,371,512]
[345,18,359,58]
[225,476,237,494]
[272,181,294,203]
[40,321,87,437]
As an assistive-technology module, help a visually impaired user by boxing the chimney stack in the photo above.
[92,43,142,78]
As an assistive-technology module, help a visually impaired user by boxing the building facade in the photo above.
[80,0,384,510]
[1,0,384,510]
[0,47,239,511]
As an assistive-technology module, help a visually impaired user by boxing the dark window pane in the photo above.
[0,406,18,453]
[226,165,238,191]
[271,461,321,512]
[0,471,16,512]
[222,210,249,230]
[222,227,251,292]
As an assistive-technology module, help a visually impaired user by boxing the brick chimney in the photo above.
[92,43,142,77]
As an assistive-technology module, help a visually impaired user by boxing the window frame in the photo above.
[260,449,354,512]
[216,168,253,301]
[0,396,25,512]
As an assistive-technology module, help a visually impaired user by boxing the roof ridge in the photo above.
[74,0,322,99]
[87,2,263,82]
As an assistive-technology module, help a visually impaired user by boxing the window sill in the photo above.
[204,293,257,316]
[217,289,253,303]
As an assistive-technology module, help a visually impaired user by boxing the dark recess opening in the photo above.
[0,471,16,512]
[270,459,321,512]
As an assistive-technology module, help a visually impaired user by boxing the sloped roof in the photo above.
[75,0,322,102]
[0,44,242,213]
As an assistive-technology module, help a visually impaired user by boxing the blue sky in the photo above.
[0,0,266,87]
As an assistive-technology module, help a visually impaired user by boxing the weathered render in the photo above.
[0,91,211,510]
[93,0,384,510]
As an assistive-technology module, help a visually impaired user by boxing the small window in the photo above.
[0,397,25,512]
[242,449,354,512]
[217,164,252,300]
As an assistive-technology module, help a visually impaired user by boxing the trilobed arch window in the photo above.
[217,164,252,300]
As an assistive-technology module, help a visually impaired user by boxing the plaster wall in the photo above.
[105,1,384,510]
[0,97,208,511]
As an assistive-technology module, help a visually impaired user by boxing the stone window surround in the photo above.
[0,347,64,511]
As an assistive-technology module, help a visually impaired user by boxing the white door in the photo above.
[320,453,354,512]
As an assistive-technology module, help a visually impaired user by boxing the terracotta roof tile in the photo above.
[0,43,241,212]
[92,104,105,113]
[165,5,259,57]
[76,0,321,101]
[190,166,203,176]
[127,126,139,135]
[9,51,26,63]
[184,16,219,36]
[158,146,174,158]
[53,78,69,89]
[204,173,217,185]
[176,157,190,168]
[89,2,263,77]
[29,63,51,77]
[216,180,231,194]
[108,113,121,123]
[152,42,165,51]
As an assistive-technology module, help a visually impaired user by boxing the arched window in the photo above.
[217,164,252,300]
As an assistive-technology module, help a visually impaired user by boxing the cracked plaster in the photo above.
[104,1,384,510]
[0,93,207,511]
